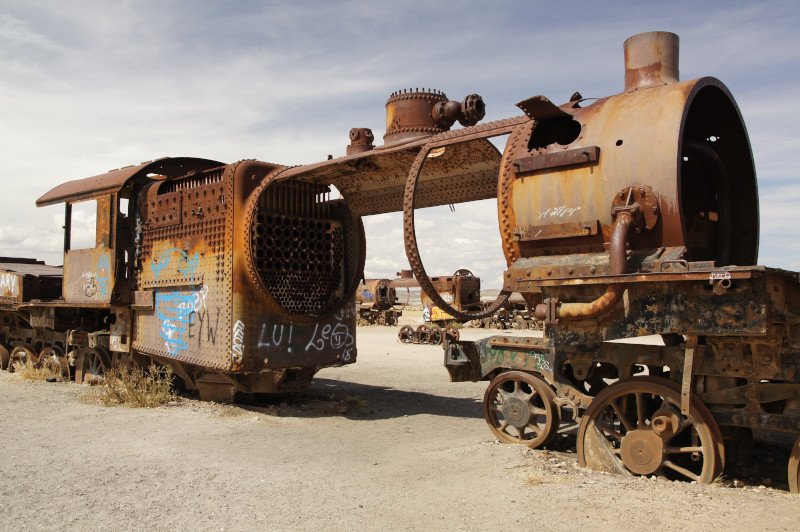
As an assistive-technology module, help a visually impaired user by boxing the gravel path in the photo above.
[0,327,798,530]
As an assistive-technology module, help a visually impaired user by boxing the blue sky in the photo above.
[1,1,798,287]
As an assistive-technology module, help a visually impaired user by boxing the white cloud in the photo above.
[1,1,799,286]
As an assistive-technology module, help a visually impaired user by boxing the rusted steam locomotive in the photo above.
[405,32,799,490]
[1,157,369,401]
[355,278,401,325]
[338,31,796,489]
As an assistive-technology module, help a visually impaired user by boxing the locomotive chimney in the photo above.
[624,31,679,91]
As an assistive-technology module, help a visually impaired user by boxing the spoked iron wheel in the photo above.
[415,325,430,344]
[74,347,111,384]
[8,344,37,373]
[789,436,800,494]
[0,342,9,370]
[398,325,415,344]
[428,326,443,345]
[38,346,70,380]
[483,371,559,448]
[577,376,724,483]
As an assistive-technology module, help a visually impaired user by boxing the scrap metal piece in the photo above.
[515,95,571,120]
[513,146,599,174]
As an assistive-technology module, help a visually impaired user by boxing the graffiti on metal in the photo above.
[151,247,200,279]
[480,347,552,373]
[96,254,110,296]
[231,320,245,362]
[0,272,19,296]
[256,305,356,362]
[155,286,220,357]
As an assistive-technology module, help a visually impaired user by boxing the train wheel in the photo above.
[8,344,37,373]
[513,317,526,330]
[429,326,443,345]
[398,325,415,344]
[74,347,111,385]
[415,325,430,344]
[577,376,724,483]
[38,346,69,381]
[111,351,147,373]
[483,371,559,448]
[0,343,9,370]
[789,436,800,493]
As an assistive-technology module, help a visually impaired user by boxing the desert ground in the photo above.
[1,325,798,531]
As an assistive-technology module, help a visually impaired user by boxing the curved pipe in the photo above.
[535,212,634,322]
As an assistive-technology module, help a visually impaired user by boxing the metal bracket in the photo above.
[681,335,698,415]
[541,297,560,325]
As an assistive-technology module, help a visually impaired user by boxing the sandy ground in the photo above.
[1,326,799,531]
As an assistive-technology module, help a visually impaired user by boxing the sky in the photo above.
[1,0,798,288]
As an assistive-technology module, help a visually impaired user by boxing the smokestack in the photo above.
[624,32,679,91]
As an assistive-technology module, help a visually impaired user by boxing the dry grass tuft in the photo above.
[85,364,177,408]
[523,473,543,486]
[214,404,247,417]
[13,360,66,382]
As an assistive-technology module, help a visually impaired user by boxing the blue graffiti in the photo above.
[96,254,110,296]
[151,248,200,279]
[155,292,194,356]
[360,289,374,301]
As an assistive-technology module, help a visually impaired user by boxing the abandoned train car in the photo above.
[1,157,368,402]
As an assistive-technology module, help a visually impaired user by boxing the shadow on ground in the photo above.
[217,377,485,421]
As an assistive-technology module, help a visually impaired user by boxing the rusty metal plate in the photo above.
[516,95,572,120]
[63,248,115,304]
[146,190,183,228]
[110,306,131,353]
[36,157,224,207]
[133,167,233,371]
[0,270,22,304]
[279,137,502,216]
[132,290,154,309]
[489,336,549,350]
[513,146,600,174]
[515,220,601,242]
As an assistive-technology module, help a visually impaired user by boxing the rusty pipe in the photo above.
[535,212,634,321]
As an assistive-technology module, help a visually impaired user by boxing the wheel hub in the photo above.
[620,429,664,475]
[502,396,531,427]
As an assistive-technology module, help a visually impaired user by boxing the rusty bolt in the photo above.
[590,266,597,274]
